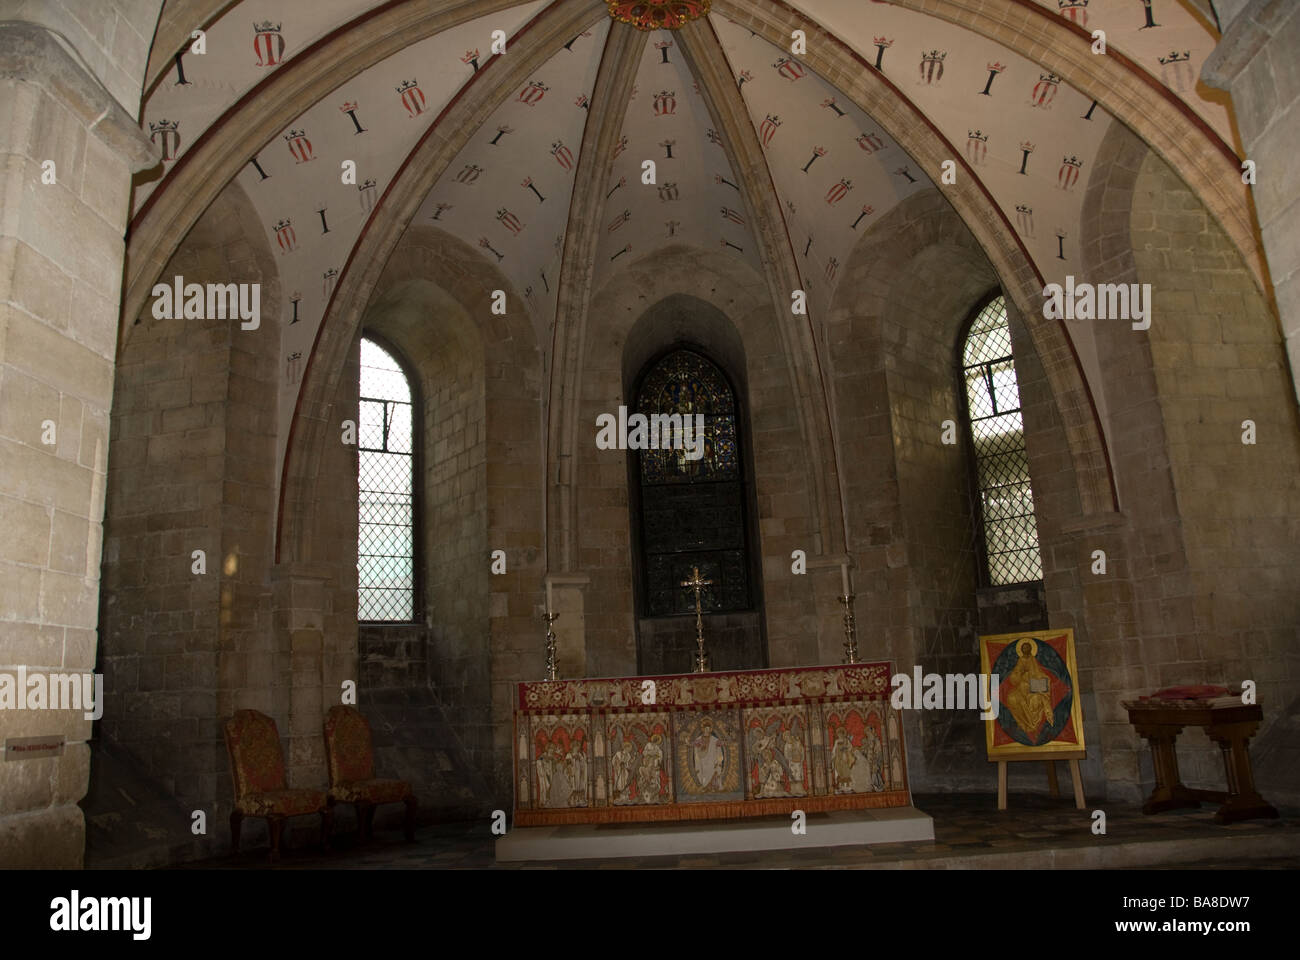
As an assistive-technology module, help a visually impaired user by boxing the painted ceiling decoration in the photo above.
[606,0,713,32]
[130,0,1240,511]
[1020,0,1234,148]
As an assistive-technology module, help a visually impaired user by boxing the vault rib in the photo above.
[548,22,647,573]
[677,16,846,558]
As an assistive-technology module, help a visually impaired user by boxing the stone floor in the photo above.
[168,792,1300,870]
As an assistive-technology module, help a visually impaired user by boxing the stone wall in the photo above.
[98,180,280,834]
[0,21,155,866]
[1204,0,1300,403]
[1128,150,1300,803]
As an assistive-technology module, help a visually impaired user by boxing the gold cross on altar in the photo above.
[680,566,713,612]
[680,566,713,673]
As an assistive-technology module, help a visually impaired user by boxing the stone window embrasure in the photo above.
[959,295,1043,586]
[358,337,417,621]
[634,347,752,617]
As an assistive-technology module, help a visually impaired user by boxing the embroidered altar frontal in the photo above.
[514,662,910,826]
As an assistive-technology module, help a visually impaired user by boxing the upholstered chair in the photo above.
[323,705,416,842]
[223,709,332,862]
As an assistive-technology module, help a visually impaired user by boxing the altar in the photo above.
[513,661,910,826]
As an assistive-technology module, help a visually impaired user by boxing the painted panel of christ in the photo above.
[742,708,810,799]
[674,711,743,802]
[823,702,888,795]
[606,713,673,805]
[529,714,592,808]
[980,629,1085,758]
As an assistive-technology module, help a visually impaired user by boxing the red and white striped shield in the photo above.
[454,165,482,185]
[824,178,852,206]
[253,23,285,67]
[759,114,781,148]
[1058,158,1082,190]
[1031,74,1059,108]
[652,91,676,116]
[551,141,574,171]
[920,52,945,85]
[285,130,314,163]
[398,81,425,118]
[856,132,883,154]
[1059,1,1088,27]
[517,81,548,106]
[496,208,524,235]
[274,219,296,253]
[772,57,804,82]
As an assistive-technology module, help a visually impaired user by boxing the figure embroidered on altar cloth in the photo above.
[608,715,673,804]
[827,706,887,794]
[692,718,726,791]
[782,730,807,796]
[611,738,636,802]
[530,718,591,808]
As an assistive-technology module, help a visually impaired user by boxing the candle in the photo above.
[546,580,554,614]
[841,563,851,597]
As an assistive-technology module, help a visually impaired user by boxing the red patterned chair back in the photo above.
[324,706,375,785]
[224,710,288,800]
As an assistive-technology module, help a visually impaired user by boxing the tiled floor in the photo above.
[173,793,1300,870]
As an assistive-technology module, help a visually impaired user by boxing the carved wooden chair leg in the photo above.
[403,795,417,842]
[230,811,243,854]
[268,816,284,863]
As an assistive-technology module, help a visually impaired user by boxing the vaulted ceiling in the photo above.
[128,0,1247,499]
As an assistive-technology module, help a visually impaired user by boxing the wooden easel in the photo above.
[995,750,1085,810]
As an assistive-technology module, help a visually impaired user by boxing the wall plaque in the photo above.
[5,736,65,761]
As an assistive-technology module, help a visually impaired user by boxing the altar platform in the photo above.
[495,806,934,862]
[176,793,1300,870]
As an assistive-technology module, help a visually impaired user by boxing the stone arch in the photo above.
[881,0,1264,292]
[282,224,542,799]
[619,294,769,675]
[99,177,283,822]
[716,0,1118,521]
[577,244,827,673]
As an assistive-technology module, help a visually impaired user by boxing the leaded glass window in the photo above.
[961,296,1042,585]
[636,349,750,616]
[358,338,415,621]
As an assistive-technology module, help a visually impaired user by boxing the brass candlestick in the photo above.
[543,611,559,681]
[839,594,860,664]
[681,566,713,673]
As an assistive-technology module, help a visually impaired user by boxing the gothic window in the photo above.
[960,295,1043,585]
[358,337,417,621]
[635,348,751,616]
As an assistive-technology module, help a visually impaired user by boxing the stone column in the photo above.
[0,22,155,867]
[1203,0,1300,404]
[545,573,590,679]
[271,563,334,790]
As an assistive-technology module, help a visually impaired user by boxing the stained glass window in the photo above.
[635,349,750,616]
[960,296,1043,585]
[358,337,416,621]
